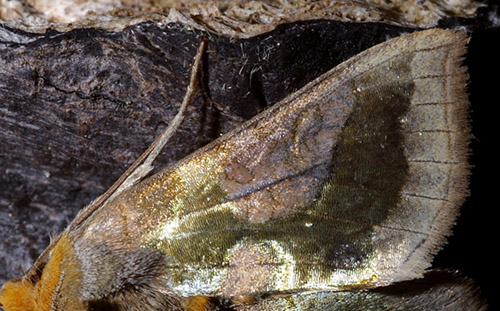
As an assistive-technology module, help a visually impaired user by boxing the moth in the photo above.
[0,28,482,310]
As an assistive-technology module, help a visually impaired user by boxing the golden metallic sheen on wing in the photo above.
[0,29,471,311]
[72,29,470,298]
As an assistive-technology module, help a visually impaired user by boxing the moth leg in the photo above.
[183,296,216,311]
[183,295,258,311]
[230,295,259,306]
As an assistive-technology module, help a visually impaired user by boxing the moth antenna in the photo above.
[70,37,206,228]
[23,37,207,283]
[101,37,207,202]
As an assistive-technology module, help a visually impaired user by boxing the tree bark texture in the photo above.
[0,3,498,310]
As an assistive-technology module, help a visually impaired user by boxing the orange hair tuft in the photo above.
[0,278,36,311]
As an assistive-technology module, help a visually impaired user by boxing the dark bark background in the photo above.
[1,3,498,310]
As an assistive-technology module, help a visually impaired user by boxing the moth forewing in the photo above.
[0,28,473,311]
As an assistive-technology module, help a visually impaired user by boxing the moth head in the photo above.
[0,233,84,311]
[0,277,36,311]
